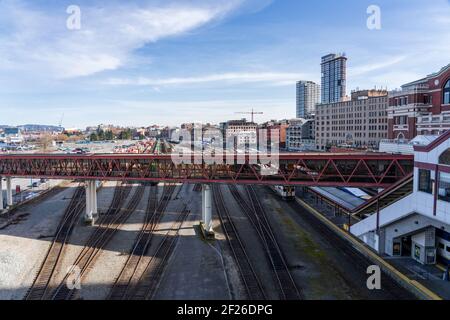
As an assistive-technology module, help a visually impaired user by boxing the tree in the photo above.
[90,133,99,141]
[105,130,114,140]
[118,129,132,140]
[97,129,105,141]
[56,134,69,142]
[39,133,54,152]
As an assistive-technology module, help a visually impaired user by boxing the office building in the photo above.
[286,118,315,151]
[315,90,388,150]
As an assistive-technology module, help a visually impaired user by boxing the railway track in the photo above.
[50,183,144,300]
[289,197,415,299]
[229,185,302,300]
[212,184,266,300]
[108,184,176,300]
[131,205,190,300]
[25,185,85,300]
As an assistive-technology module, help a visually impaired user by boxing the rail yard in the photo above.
[0,140,416,301]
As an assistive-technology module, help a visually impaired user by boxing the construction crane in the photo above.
[235,108,264,123]
[58,113,64,128]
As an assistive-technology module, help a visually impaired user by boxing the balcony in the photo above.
[387,103,432,114]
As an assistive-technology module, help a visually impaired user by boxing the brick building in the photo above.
[388,64,450,140]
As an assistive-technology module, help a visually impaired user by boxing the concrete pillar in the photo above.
[85,181,98,223]
[202,184,212,232]
[91,181,98,217]
[0,177,3,212]
[85,181,93,223]
[6,177,13,208]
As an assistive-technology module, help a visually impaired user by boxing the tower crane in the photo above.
[234,108,264,123]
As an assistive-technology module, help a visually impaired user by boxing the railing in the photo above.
[418,115,450,124]
[380,139,411,145]
[389,86,429,97]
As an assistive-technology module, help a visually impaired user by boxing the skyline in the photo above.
[1,0,450,128]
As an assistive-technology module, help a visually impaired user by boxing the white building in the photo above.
[296,81,320,118]
[222,119,257,146]
[0,127,23,144]
[351,130,450,265]
[286,118,315,152]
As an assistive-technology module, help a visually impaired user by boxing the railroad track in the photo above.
[289,198,415,299]
[108,184,176,300]
[212,184,266,300]
[131,205,190,300]
[229,185,302,300]
[50,183,144,300]
[25,185,85,300]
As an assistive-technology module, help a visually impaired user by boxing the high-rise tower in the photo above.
[321,53,347,103]
[296,81,320,118]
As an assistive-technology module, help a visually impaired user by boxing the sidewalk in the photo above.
[386,256,450,300]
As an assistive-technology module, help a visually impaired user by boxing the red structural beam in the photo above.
[0,153,414,187]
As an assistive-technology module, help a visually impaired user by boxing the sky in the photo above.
[0,0,450,128]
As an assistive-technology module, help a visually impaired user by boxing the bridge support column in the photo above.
[0,177,4,212]
[200,184,214,239]
[85,180,98,224]
[6,177,13,208]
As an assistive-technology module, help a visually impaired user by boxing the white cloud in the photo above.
[0,0,245,78]
[349,55,407,77]
[103,72,309,87]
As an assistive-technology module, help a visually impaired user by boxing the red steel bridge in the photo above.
[0,153,414,188]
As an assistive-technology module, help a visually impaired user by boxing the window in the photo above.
[439,243,445,250]
[438,172,450,203]
[418,169,432,194]
[446,246,450,253]
[440,148,450,165]
[444,79,450,105]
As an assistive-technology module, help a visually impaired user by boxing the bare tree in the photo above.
[39,133,54,152]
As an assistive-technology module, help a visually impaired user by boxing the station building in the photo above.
[351,130,450,265]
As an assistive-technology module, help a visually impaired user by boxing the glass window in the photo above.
[438,172,450,203]
[446,246,450,253]
[439,243,445,250]
[418,169,432,194]
[444,80,450,104]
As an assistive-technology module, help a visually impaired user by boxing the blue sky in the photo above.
[1,0,450,128]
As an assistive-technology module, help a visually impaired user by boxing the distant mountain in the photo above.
[0,124,63,132]
[19,124,64,132]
